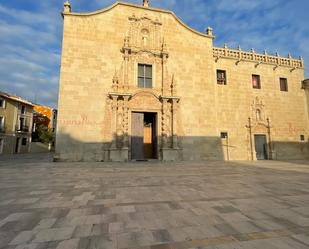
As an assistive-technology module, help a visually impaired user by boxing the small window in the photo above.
[21,105,26,114]
[0,116,4,131]
[252,75,261,89]
[19,117,25,130]
[0,138,3,154]
[280,78,288,91]
[0,99,5,108]
[217,70,227,85]
[22,138,27,146]
[221,132,228,139]
[138,64,152,88]
[300,135,305,141]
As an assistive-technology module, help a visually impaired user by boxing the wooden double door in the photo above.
[131,112,157,160]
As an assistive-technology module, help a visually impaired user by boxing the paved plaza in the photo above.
[0,154,309,249]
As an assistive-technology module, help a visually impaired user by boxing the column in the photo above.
[123,46,130,92]
[161,98,169,148]
[161,46,169,96]
[172,98,179,149]
[117,98,124,146]
[123,96,130,148]
[110,95,118,149]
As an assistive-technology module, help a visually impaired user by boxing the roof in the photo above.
[0,91,34,106]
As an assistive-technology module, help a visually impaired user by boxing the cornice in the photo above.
[62,1,214,39]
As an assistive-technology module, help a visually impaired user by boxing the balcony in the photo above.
[15,125,29,133]
[0,127,5,133]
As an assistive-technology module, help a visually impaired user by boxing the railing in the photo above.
[213,47,304,68]
[15,125,29,132]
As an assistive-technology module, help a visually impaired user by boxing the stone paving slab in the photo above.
[0,154,309,248]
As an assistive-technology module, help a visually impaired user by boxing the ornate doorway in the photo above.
[107,14,181,162]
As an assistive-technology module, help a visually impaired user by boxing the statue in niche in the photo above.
[252,96,266,122]
[256,109,262,121]
[141,29,149,47]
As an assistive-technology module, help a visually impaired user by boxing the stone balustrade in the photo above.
[213,47,304,69]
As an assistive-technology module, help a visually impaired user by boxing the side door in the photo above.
[254,135,267,160]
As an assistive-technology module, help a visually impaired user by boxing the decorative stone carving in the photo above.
[251,96,266,123]
[206,27,213,36]
[107,14,181,161]
[161,98,170,148]
[63,1,71,13]
[247,97,273,160]
[143,0,149,7]
[112,71,119,92]
[128,14,162,53]
[129,92,161,110]
[171,75,177,96]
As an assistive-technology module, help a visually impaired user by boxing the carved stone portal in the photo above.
[108,14,181,161]
[247,97,273,161]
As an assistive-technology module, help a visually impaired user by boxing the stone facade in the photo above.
[0,92,33,154]
[56,1,309,161]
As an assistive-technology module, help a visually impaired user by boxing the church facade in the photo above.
[56,0,309,161]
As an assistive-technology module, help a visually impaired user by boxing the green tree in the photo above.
[37,125,53,144]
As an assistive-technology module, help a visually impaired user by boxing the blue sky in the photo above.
[0,0,308,107]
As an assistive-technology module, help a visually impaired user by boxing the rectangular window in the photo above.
[138,64,152,88]
[220,132,228,139]
[19,117,25,131]
[252,75,261,89]
[280,78,288,91]
[22,138,27,146]
[300,135,305,141]
[217,70,227,85]
[0,99,5,108]
[21,105,26,114]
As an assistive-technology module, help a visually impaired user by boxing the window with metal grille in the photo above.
[280,78,288,91]
[138,64,152,88]
[217,70,227,85]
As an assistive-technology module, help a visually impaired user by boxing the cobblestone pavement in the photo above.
[0,154,309,249]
